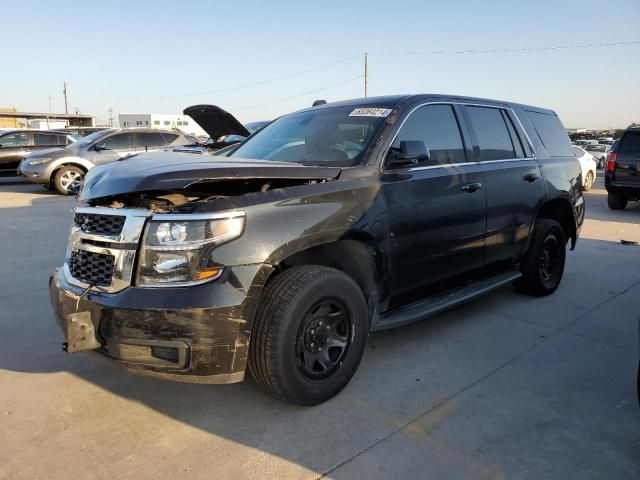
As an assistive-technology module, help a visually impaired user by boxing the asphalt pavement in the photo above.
[0,175,638,479]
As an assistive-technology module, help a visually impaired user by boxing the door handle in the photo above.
[523,173,539,182]
[461,182,482,192]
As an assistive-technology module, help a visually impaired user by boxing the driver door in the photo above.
[382,103,487,308]
[91,132,136,165]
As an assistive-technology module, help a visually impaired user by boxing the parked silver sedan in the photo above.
[18,128,190,194]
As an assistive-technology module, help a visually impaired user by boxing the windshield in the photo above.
[229,106,388,166]
[585,144,607,152]
[244,121,269,134]
[70,129,114,149]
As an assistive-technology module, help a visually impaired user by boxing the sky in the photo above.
[1,0,638,129]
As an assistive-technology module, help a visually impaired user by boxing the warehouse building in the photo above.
[118,113,207,137]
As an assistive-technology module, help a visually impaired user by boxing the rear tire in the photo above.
[582,171,594,191]
[513,218,566,296]
[607,193,628,210]
[249,265,368,406]
[53,165,84,195]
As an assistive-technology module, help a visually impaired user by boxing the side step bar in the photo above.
[372,270,521,331]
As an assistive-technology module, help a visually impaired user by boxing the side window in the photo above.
[137,132,167,147]
[0,133,29,147]
[102,133,135,150]
[33,133,65,146]
[572,146,585,158]
[391,104,466,165]
[501,111,525,158]
[526,111,573,157]
[466,106,516,161]
[161,133,179,144]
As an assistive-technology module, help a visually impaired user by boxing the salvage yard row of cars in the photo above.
[50,93,590,405]
[0,105,271,194]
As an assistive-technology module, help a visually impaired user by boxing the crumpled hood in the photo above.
[78,151,341,200]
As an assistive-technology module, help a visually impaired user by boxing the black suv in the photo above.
[605,128,640,209]
[49,95,584,405]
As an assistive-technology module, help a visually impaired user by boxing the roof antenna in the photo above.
[312,100,327,107]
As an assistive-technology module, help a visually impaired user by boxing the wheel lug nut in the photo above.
[310,330,315,334]
[311,342,314,347]
[326,326,330,330]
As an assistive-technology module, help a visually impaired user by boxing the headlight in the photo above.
[28,157,53,166]
[137,212,245,287]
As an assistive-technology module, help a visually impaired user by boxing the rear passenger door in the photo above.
[382,103,487,308]
[462,105,545,265]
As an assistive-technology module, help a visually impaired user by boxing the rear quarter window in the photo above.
[619,131,640,154]
[526,111,573,157]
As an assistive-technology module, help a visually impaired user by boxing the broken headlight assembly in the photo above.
[137,212,245,287]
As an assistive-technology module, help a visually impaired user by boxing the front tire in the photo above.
[607,193,628,210]
[53,165,84,195]
[249,265,369,405]
[514,218,566,296]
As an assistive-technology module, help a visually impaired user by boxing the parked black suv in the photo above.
[605,128,640,209]
[49,95,584,405]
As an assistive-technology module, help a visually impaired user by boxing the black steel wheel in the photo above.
[295,298,353,380]
[514,218,566,296]
[249,265,368,405]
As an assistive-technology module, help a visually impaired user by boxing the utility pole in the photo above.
[108,107,114,127]
[364,53,368,98]
[48,94,52,113]
[63,82,69,114]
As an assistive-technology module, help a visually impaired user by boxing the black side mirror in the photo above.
[387,140,430,168]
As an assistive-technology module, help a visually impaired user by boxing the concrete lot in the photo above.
[0,175,638,479]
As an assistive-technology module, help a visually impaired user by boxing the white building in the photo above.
[28,119,67,130]
[118,113,208,137]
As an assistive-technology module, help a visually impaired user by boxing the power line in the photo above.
[235,75,364,111]
[160,53,363,99]
[377,40,640,55]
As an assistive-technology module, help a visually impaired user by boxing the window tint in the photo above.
[466,106,516,161]
[526,111,573,157]
[33,133,66,146]
[102,133,135,150]
[502,111,525,158]
[572,146,585,158]
[0,133,29,147]
[153,120,160,125]
[137,132,167,147]
[162,133,179,144]
[619,131,640,154]
[391,104,466,165]
[164,121,170,126]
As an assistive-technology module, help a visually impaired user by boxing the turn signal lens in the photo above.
[195,268,223,281]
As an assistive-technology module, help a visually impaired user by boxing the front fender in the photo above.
[205,179,383,267]
[48,156,94,174]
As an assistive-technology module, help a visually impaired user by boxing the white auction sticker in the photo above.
[349,108,393,117]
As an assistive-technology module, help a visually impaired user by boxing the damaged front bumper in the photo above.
[49,264,272,384]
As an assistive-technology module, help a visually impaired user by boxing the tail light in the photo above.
[606,151,617,172]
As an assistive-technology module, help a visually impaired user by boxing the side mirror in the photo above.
[94,142,107,151]
[387,140,430,168]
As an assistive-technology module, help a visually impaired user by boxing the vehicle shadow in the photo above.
[1,192,639,476]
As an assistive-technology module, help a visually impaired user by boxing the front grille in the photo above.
[74,213,125,236]
[69,250,115,287]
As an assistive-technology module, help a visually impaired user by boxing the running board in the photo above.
[373,270,521,331]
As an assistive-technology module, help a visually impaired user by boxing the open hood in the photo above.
[78,152,341,201]
[183,104,250,140]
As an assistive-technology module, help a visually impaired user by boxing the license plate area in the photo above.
[63,311,101,352]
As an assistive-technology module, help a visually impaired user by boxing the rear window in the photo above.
[526,111,573,157]
[619,131,640,154]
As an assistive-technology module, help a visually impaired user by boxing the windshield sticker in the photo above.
[349,108,393,117]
